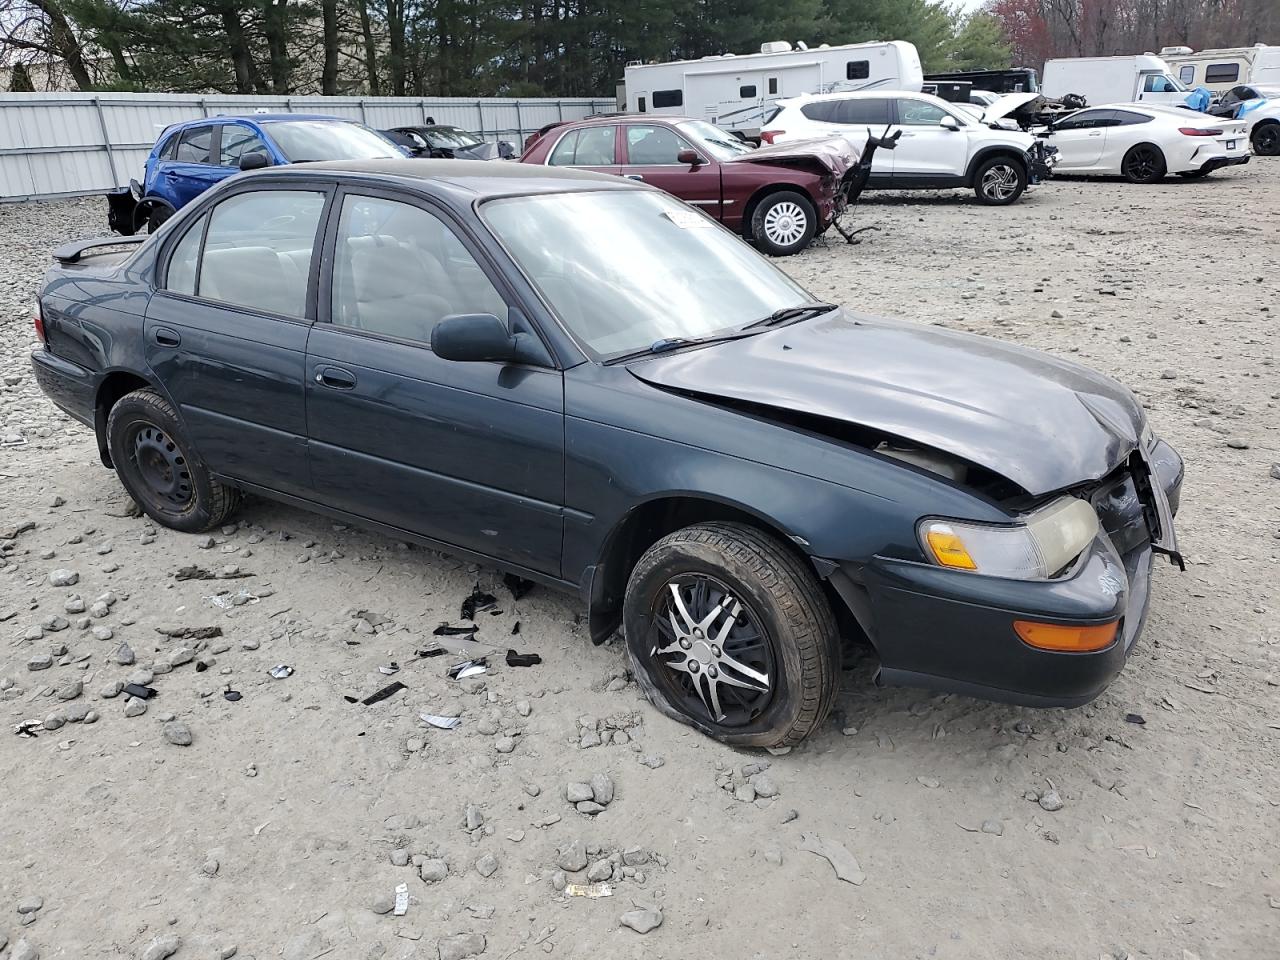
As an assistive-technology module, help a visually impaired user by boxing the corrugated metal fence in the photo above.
[0,92,615,202]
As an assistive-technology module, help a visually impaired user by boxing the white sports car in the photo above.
[1207,84,1280,156]
[1039,103,1250,182]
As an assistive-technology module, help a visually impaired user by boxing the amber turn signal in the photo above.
[1013,619,1118,653]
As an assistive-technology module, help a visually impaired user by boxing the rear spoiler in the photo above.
[52,235,147,265]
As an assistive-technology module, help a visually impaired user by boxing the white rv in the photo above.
[1042,54,1189,107]
[1160,45,1280,92]
[619,40,923,135]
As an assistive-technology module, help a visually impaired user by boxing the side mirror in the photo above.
[239,152,270,171]
[677,148,704,166]
[431,313,547,365]
[939,115,960,131]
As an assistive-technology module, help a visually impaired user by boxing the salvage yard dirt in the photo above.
[2,164,1278,960]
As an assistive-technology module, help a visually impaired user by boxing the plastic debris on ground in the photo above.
[379,662,400,675]
[122,682,157,700]
[14,719,42,738]
[448,658,488,680]
[564,882,613,898]
[433,622,479,638]
[1125,713,1146,725]
[269,664,294,679]
[505,649,541,668]
[461,585,500,620]
[206,588,260,610]
[347,680,408,706]
[393,882,409,916]
[420,713,462,730]
[223,687,242,702]
[156,625,222,640]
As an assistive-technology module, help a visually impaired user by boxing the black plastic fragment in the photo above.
[505,649,541,668]
[343,695,359,704]
[502,573,536,600]
[511,622,521,636]
[360,680,407,705]
[434,622,479,638]
[414,648,448,659]
[195,661,208,673]
[122,683,157,700]
[461,585,499,620]
[223,687,242,702]
[1124,713,1146,725]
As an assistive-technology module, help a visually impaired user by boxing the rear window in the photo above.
[548,126,616,166]
[1205,63,1240,84]
[800,102,839,122]
[652,89,683,108]
[174,126,214,164]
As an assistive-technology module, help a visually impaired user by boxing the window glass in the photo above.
[197,190,325,318]
[264,121,400,162]
[175,126,214,164]
[836,98,892,124]
[652,89,683,108]
[678,120,753,159]
[768,77,778,94]
[424,126,483,148]
[800,101,839,122]
[846,60,870,80]
[896,99,951,125]
[626,125,692,164]
[1055,109,1111,130]
[638,96,647,112]
[739,84,756,98]
[166,215,204,295]
[158,133,180,161]
[1205,63,1240,84]
[331,195,506,344]
[483,191,808,360]
[1112,110,1151,125]
[1178,65,1196,85]
[548,126,615,165]
[218,124,270,167]
[1143,73,1184,92]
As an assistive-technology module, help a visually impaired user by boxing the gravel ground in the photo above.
[1,164,1278,960]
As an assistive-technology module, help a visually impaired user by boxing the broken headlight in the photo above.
[918,497,1099,580]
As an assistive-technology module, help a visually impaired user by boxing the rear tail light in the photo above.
[1178,127,1223,136]
[760,130,784,144]
[33,299,46,344]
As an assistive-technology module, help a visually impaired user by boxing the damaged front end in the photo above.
[106,180,143,236]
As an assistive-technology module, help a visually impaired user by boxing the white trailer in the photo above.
[1042,54,1189,107]
[1160,44,1280,92]
[619,40,923,135]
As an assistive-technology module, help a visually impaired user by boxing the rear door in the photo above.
[144,184,329,497]
[1047,109,1116,169]
[543,125,621,177]
[304,189,566,576]
[620,123,722,217]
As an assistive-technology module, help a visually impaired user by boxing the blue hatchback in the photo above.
[107,114,404,235]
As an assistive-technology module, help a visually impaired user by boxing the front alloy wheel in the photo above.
[623,521,840,747]
[973,157,1027,205]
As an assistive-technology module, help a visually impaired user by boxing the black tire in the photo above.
[1252,122,1280,156]
[106,389,240,533]
[972,155,1027,205]
[1121,144,1166,183]
[144,206,171,234]
[622,521,839,748]
[750,191,817,256]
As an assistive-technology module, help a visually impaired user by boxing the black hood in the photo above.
[628,312,1143,497]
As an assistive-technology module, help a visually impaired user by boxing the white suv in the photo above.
[761,91,1053,204]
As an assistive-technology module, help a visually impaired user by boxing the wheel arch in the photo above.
[741,183,817,239]
[964,146,1029,187]
[94,369,166,468]
[135,196,178,232]
[583,492,822,645]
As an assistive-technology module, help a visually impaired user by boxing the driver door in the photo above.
[620,123,723,219]
[888,98,969,182]
[1046,110,1115,169]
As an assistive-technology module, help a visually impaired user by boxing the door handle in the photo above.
[314,365,356,389]
[625,174,644,180]
[152,327,181,347]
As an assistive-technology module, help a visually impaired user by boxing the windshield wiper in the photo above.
[742,302,837,330]
[604,331,757,365]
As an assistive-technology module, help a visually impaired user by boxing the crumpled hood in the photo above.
[628,311,1144,497]
[725,137,859,178]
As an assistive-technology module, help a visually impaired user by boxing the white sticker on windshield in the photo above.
[664,209,712,229]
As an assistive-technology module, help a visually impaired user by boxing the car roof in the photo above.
[779,90,945,106]
[250,157,641,199]
[169,113,356,130]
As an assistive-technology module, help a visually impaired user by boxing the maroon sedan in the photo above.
[520,115,857,255]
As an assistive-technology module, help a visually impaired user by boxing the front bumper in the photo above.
[1028,143,1058,185]
[834,440,1183,707]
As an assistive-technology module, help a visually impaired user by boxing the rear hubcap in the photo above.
[651,575,774,726]
[131,425,193,508]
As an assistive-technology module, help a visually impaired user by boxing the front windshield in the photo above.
[483,191,810,359]
[266,121,401,162]
[426,126,483,148]
[678,121,754,160]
